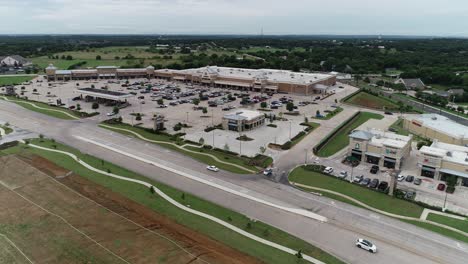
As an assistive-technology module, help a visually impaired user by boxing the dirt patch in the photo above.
[20,154,263,264]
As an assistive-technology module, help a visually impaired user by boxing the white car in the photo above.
[356,238,377,253]
[206,165,219,172]
[263,168,273,176]
[397,174,405,182]
[338,171,348,179]
[106,112,117,116]
[158,104,168,108]
[323,167,334,174]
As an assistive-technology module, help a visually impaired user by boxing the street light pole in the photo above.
[304,148,308,164]
[239,131,242,156]
[289,121,292,140]
[443,191,448,212]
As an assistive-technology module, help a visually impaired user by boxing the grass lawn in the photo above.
[1,140,344,264]
[312,107,343,120]
[394,93,468,118]
[99,123,259,174]
[1,96,79,120]
[316,112,383,157]
[289,167,424,218]
[0,76,36,86]
[0,125,13,135]
[389,118,410,136]
[426,213,468,233]
[31,57,87,70]
[405,220,468,244]
[345,91,400,111]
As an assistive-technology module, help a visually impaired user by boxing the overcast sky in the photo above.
[1,0,468,36]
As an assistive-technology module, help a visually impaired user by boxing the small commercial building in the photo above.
[418,141,468,187]
[75,88,133,102]
[403,114,468,146]
[222,109,265,132]
[349,129,412,169]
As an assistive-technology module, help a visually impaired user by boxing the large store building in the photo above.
[418,141,468,187]
[45,65,336,95]
[403,114,468,146]
[349,129,412,170]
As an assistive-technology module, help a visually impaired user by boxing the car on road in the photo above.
[369,178,379,188]
[106,112,117,116]
[414,178,422,185]
[437,183,446,191]
[377,181,389,191]
[323,167,334,174]
[206,165,219,172]
[353,175,364,183]
[356,238,377,253]
[384,111,393,115]
[397,174,405,182]
[405,175,415,183]
[360,178,371,186]
[338,171,348,179]
[263,168,273,176]
[158,104,168,108]
[370,165,379,174]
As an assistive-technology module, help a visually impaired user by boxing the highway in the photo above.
[1,100,467,264]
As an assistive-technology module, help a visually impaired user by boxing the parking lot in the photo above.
[13,76,355,157]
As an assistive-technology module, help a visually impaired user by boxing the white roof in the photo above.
[409,114,468,139]
[421,142,468,166]
[367,129,412,149]
[224,109,263,121]
[180,66,332,85]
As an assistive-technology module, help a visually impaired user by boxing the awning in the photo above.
[352,149,362,155]
[384,157,396,163]
[99,74,116,77]
[214,80,251,87]
[365,152,381,158]
[440,168,468,179]
[422,166,436,172]
[173,76,186,80]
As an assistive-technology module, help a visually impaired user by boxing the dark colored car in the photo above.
[414,178,422,185]
[437,183,446,191]
[370,165,379,174]
[360,178,371,186]
[384,111,393,115]
[377,181,389,191]
[405,175,415,183]
[369,179,379,188]
[404,191,415,200]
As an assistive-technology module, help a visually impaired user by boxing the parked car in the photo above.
[353,175,364,183]
[106,112,117,116]
[397,174,405,182]
[338,171,348,179]
[356,238,377,253]
[384,111,393,115]
[404,191,415,200]
[437,183,446,191]
[370,165,379,174]
[405,175,415,183]
[388,127,397,132]
[369,178,379,188]
[206,165,219,172]
[414,178,422,185]
[378,181,389,191]
[360,178,371,186]
[158,104,168,108]
[323,167,334,174]
[263,168,273,176]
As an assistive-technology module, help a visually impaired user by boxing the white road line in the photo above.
[26,141,327,264]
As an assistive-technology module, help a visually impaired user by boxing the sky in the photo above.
[1,0,468,36]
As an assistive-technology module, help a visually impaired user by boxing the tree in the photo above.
[136,113,142,121]
[96,55,102,60]
[112,106,119,114]
[295,249,303,259]
[260,101,267,108]
[193,98,200,105]
[91,102,99,109]
[304,116,309,123]
[76,104,81,111]
[150,186,155,194]
[457,106,464,113]
[316,110,321,117]
[181,193,185,200]
[259,146,266,154]
[334,99,338,104]
[199,137,205,145]
[39,134,44,142]
[157,98,164,105]
[223,143,230,152]
[246,222,252,229]
[202,107,208,115]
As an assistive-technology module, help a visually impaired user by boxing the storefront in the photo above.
[366,152,380,165]
[421,165,436,178]
[383,156,397,169]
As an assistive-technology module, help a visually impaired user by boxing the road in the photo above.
[1,100,468,264]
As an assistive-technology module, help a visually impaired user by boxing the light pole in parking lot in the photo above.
[289,121,292,140]
[443,191,448,212]
[304,148,308,164]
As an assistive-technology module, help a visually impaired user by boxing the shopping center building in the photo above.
[348,129,412,170]
[45,65,336,95]
[418,141,468,187]
[403,114,468,146]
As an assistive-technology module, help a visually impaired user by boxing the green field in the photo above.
[1,140,344,264]
[1,96,80,120]
[389,118,410,136]
[316,112,383,157]
[427,213,468,233]
[344,91,400,111]
[0,125,13,135]
[99,123,261,174]
[406,220,468,244]
[0,76,36,86]
[289,167,424,217]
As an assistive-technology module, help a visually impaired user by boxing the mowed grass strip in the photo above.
[100,123,258,174]
[289,167,424,218]
[405,220,468,244]
[0,76,35,86]
[2,140,344,264]
[345,91,399,110]
[2,96,79,120]
[316,112,383,157]
[427,213,468,233]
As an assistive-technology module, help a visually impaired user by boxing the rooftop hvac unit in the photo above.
[446,151,452,157]
[431,116,437,120]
